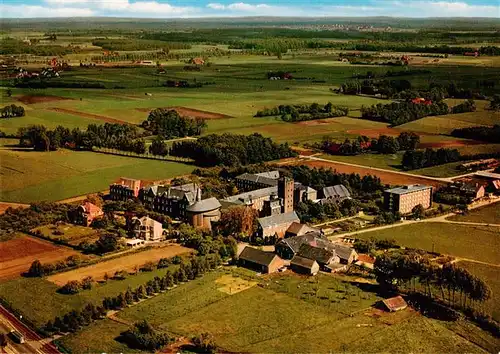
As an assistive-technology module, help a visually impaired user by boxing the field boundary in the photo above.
[91,147,195,164]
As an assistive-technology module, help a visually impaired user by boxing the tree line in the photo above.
[360,100,450,126]
[142,108,207,139]
[0,38,75,56]
[321,132,420,156]
[42,254,222,338]
[255,103,349,122]
[451,125,500,144]
[401,148,461,170]
[0,104,25,118]
[170,133,297,167]
[92,38,191,51]
[17,123,144,152]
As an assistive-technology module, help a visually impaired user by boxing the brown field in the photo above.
[0,202,29,215]
[47,107,130,124]
[419,139,486,148]
[347,127,410,138]
[289,159,446,187]
[17,95,72,105]
[0,235,79,281]
[47,244,192,285]
[135,106,231,119]
[297,118,343,126]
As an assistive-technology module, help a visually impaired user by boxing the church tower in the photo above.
[278,177,294,213]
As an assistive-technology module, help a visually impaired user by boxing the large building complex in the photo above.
[384,185,433,214]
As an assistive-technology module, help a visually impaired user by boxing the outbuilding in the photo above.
[238,246,284,274]
[290,256,320,276]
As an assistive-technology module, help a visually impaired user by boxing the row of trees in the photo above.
[26,256,85,278]
[374,251,491,311]
[360,101,450,126]
[17,123,142,152]
[43,254,222,337]
[170,133,297,167]
[0,104,25,118]
[255,103,349,122]
[321,132,420,156]
[401,148,461,170]
[142,109,207,139]
[59,277,94,294]
[92,38,191,51]
[450,99,476,114]
[451,125,500,144]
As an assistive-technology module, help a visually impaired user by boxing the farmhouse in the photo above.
[285,222,320,238]
[190,57,205,65]
[384,185,433,214]
[110,177,142,201]
[238,246,284,274]
[297,244,339,270]
[332,244,358,265]
[275,232,333,260]
[290,256,319,275]
[131,216,163,241]
[257,211,300,239]
[74,202,103,226]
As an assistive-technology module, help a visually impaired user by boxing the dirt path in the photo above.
[452,257,500,268]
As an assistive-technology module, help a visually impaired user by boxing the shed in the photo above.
[382,296,408,312]
[290,256,319,276]
[238,246,284,274]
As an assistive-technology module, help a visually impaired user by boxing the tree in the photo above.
[5,88,12,97]
[60,280,82,294]
[412,204,425,220]
[27,259,44,277]
[81,276,94,290]
[149,136,169,156]
[121,320,170,351]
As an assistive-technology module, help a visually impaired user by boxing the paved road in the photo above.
[0,306,59,354]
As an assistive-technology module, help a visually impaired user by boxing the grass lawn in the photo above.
[0,149,193,203]
[0,265,179,328]
[57,319,140,354]
[33,223,99,246]
[410,161,464,178]
[356,222,500,264]
[56,268,490,353]
[448,203,500,224]
[457,261,500,322]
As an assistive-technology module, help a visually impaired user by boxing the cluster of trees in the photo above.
[402,148,461,170]
[17,123,142,152]
[14,80,106,89]
[451,125,500,144]
[215,206,258,237]
[78,232,124,254]
[142,109,207,139]
[375,251,491,311]
[288,165,384,197]
[450,99,476,114]
[176,224,238,258]
[43,254,222,336]
[373,211,402,225]
[120,320,171,351]
[489,95,500,110]
[0,104,25,118]
[322,132,420,156]
[92,38,191,51]
[170,133,297,167]
[361,101,450,126]
[0,202,72,238]
[0,38,74,55]
[340,78,413,97]
[255,103,349,122]
[59,277,94,294]
[295,198,360,223]
[354,238,399,253]
[338,43,500,56]
[26,256,85,277]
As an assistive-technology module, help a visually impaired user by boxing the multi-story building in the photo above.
[110,177,142,201]
[384,185,433,215]
[73,202,103,226]
[131,216,163,241]
[235,171,279,192]
[257,211,300,239]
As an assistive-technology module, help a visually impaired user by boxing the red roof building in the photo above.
[382,296,408,312]
[75,202,104,226]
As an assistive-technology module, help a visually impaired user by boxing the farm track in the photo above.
[46,108,131,125]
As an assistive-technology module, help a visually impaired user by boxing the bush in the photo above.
[120,320,171,351]
[59,280,82,295]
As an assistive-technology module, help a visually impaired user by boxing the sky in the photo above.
[0,0,499,18]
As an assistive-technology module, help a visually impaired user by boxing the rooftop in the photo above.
[382,296,408,312]
[323,185,351,199]
[297,244,335,265]
[385,184,432,195]
[290,255,318,270]
[236,173,278,187]
[186,197,222,213]
[239,246,279,267]
[255,171,280,179]
[332,243,357,261]
[278,232,333,254]
[286,222,320,236]
[225,186,277,204]
[258,211,300,229]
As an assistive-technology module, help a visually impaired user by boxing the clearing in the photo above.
[136,106,231,119]
[447,203,500,224]
[356,222,500,265]
[0,148,193,203]
[32,223,100,247]
[47,245,191,285]
[0,234,80,282]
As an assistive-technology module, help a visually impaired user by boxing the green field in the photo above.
[448,203,500,224]
[0,265,180,328]
[58,268,490,353]
[32,223,99,246]
[356,222,500,264]
[458,261,500,321]
[0,148,193,203]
